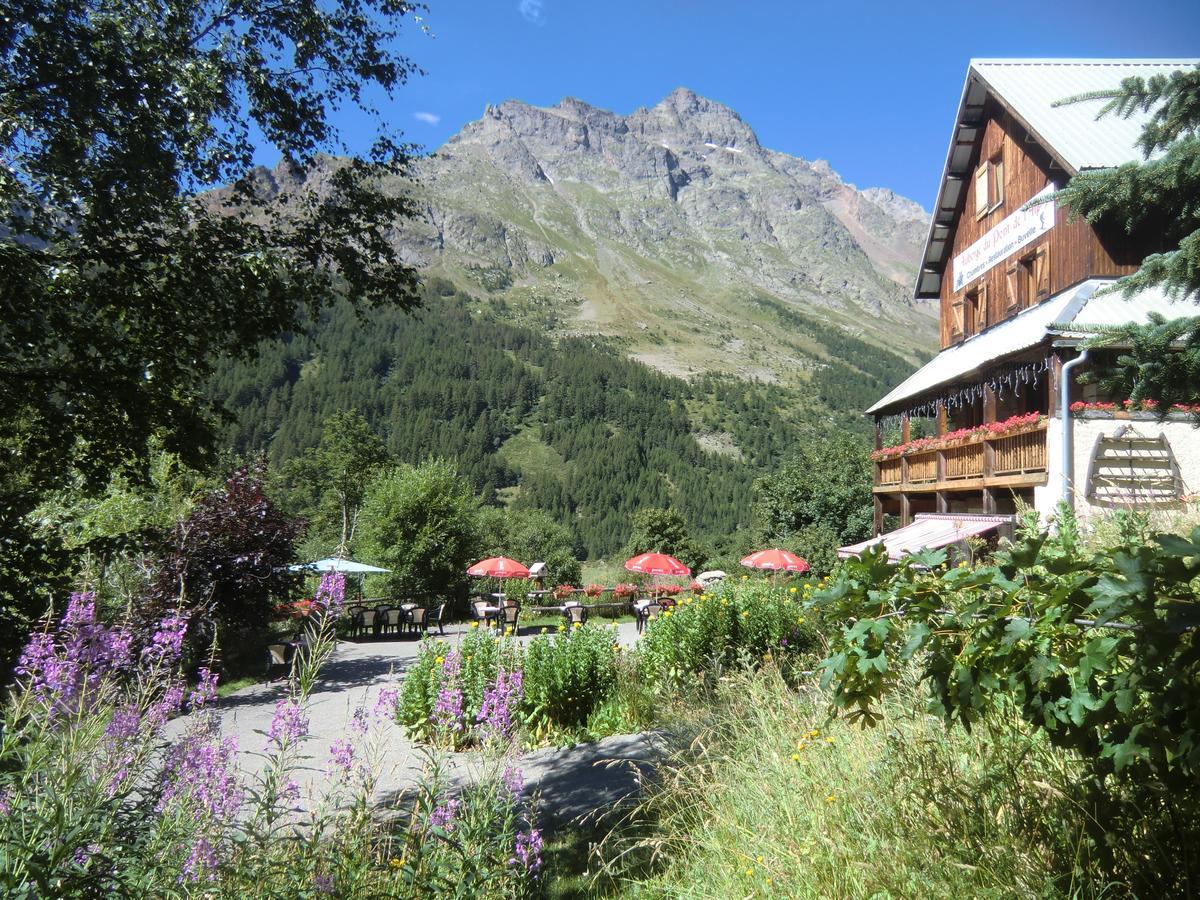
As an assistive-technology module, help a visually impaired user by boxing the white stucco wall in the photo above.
[1036,413,1200,519]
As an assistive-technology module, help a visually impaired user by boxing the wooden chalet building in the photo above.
[846,59,1200,558]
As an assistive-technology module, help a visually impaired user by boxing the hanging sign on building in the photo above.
[952,184,1056,292]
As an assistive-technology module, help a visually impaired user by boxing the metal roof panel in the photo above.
[871,279,1200,416]
[971,59,1199,171]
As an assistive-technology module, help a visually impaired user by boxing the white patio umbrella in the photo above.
[288,557,391,574]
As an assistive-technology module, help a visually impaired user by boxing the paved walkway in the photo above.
[167,622,657,826]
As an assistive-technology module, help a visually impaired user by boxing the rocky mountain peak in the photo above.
[248,89,936,384]
[630,87,761,152]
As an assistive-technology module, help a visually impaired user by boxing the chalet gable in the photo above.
[915,58,1199,302]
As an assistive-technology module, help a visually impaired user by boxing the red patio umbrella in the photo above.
[467,556,530,578]
[740,548,810,574]
[624,552,691,577]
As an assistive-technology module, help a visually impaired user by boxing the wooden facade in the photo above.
[937,98,1141,350]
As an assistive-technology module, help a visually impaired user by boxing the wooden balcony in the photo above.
[874,422,1049,495]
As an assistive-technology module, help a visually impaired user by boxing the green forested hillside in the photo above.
[208,280,917,558]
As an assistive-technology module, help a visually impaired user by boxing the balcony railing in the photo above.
[874,422,1048,493]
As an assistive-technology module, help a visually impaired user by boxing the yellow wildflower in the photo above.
[825,736,835,745]
[741,575,748,581]
[557,624,566,632]
[756,855,764,864]
[791,753,800,761]
[572,622,582,629]
[390,857,405,868]
[789,586,797,594]
[741,611,749,618]
[504,626,513,636]
[797,616,805,624]
[825,794,836,803]
[434,656,444,664]
[745,868,754,877]
[540,627,548,634]
[469,621,479,629]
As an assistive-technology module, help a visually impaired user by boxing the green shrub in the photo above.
[521,624,620,738]
[397,638,449,744]
[638,579,821,684]
[397,628,521,747]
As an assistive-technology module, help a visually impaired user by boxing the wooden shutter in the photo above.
[992,156,1004,208]
[1005,262,1021,312]
[1033,245,1051,301]
[950,298,965,340]
[974,164,989,217]
[975,283,989,333]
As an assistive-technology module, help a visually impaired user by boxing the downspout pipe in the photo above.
[1060,347,1089,507]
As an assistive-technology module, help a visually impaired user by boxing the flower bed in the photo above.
[872,412,1045,461]
[1070,399,1200,414]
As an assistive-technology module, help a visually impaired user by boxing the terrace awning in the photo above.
[288,557,391,574]
[837,514,1013,563]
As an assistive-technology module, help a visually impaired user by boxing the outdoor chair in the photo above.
[406,606,427,636]
[636,603,663,634]
[265,643,292,681]
[358,608,379,639]
[471,598,499,627]
[563,603,587,627]
[383,607,405,636]
[428,602,447,635]
[346,605,365,635]
[502,603,520,634]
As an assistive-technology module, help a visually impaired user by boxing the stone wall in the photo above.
[1036,412,1200,519]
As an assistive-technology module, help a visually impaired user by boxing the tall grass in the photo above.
[596,665,1114,899]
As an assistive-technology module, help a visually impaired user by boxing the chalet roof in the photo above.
[915,58,1198,300]
[867,280,1199,417]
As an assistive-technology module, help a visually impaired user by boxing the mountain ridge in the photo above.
[253,87,937,384]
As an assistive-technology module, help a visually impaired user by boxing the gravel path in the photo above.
[166,622,658,825]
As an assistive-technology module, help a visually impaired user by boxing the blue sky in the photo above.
[341,0,1199,209]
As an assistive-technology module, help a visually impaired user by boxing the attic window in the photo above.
[973,152,1005,219]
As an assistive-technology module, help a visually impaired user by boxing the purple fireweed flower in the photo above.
[180,837,217,883]
[63,592,95,627]
[281,778,301,805]
[188,667,219,710]
[315,572,346,617]
[328,738,355,775]
[512,826,544,873]
[433,652,464,735]
[106,705,142,744]
[144,613,188,664]
[314,873,336,894]
[502,765,525,801]
[138,679,187,738]
[428,797,459,831]
[72,843,99,867]
[160,724,243,822]
[349,706,369,737]
[0,790,10,816]
[374,686,399,720]
[267,700,309,749]
[477,669,523,743]
[15,593,136,714]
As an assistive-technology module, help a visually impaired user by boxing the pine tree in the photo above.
[1056,64,1200,404]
